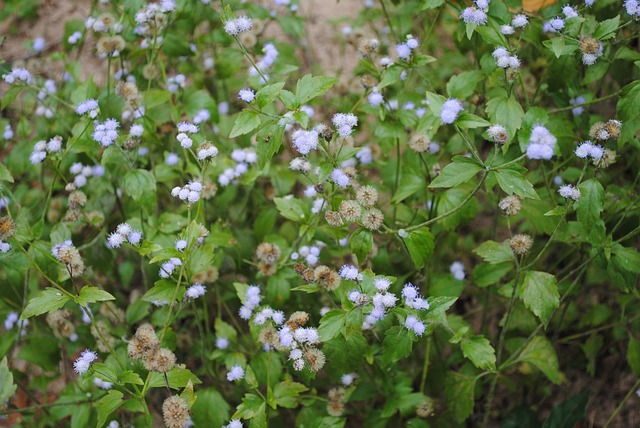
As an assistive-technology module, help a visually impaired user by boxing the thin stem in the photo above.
[454,125,484,165]
[549,90,621,114]
[604,378,640,427]
[419,336,432,393]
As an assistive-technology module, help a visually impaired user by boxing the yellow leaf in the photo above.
[523,0,558,12]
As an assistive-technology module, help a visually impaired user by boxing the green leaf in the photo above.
[21,288,71,319]
[544,206,567,216]
[473,263,512,287]
[295,74,338,104]
[391,168,425,203]
[149,366,202,389]
[446,71,483,99]
[445,372,477,423]
[378,66,405,89]
[191,389,230,428]
[255,82,285,109]
[273,197,307,222]
[0,357,16,404]
[233,393,265,419]
[541,390,588,428]
[382,326,413,366]
[122,169,156,211]
[516,336,561,384]
[593,15,620,41]
[473,240,514,264]
[402,227,435,270]
[1,85,22,110]
[120,371,144,386]
[273,381,308,409]
[611,244,640,273]
[627,337,640,377]
[429,156,482,188]
[574,179,604,230]
[350,227,373,262]
[461,335,496,371]
[142,280,183,304]
[75,286,115,307]
[230,110,261,138]
[456,112,491,129]
[96,390,124,428]
[425,91,446,116]
[494,167,538,199]
[485,96,524,137]
[318,310,347,342]
[517,271,559,327]
[256,123,284,169]
[0,163,14,183]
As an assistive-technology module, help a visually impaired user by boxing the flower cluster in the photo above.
[69,162,104,188]
[492,47,520,70]
[167,74,185,93]
[460,0,490,25]
[291,243,323,266]
[626,0,640,18]
[224,16,252,36]
[579,36,603,66]
[171,180,202,204]
[450,261,466,281]
[3,67,33,84]
[291,128,319,155]
[52,240,85,277]
[219,148,257,186]
[253,307,286,326]
[339,264,363,281]
[76,98,100,118]
[558,184,581,201]
[184,283,206,299]
[73,349,98,374]
[330,168,350,188]
[526,125,557,160]
[441,98,463,124]
[363,283,398,329]
[401,283,430,310]
[30,136,63,164]
[107,223,142,248]
[160,257,182,279]
[278,312,325,372]
[176,121,198,149]
[238,88,255,103]
[575,141,604,160]
[405,315,426,336]
[239,285,262,320]
[543,17,565,33]
[250,43,279,77]
[92,118,120,147]
[332,113,358,137]
[197,142,219,161]
[227,365,245,381]
[395,35,419,60]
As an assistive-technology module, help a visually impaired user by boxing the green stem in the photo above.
[604,378,640,427]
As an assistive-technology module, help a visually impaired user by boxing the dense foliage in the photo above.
[1,0,639,427]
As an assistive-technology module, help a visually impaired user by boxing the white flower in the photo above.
[185,283,206,299]
[226,365,244,381]
[238,88,255,102]
[440,98,463,124]
[558,184,581,200]
[73,349,98,374]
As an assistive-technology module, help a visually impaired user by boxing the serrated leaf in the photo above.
[255,82,285,109]
[295,74,338,104]
[273,197,307,222]
[96,390,124,428]
[0,163,14,183]
[473,240,514,264]
[273,381,308,409]
[541,390,588,428]
[456,112,491,129]
[627,337,640,377]
[574,179,604,230]
[75,286,115,307]
[495,167,539,199]
[485,96,524,137]
[191,389,230,428]
[122,169,156,211]
[517,271,559,326]
[593,15,620,41]
[382,326,413,366]
[21,288,71,319]
[516,336,561,384]
[230,110,261,138]
[461,335,496,371]
[142,280,182,304]
[445,372,477,423]
[612,244,640,273]
[391,168,425,203]
[350,227,373,262]
[403,227,435,270]
[429,157,482,188]
[0,357,16,404]
[318,310,347,342]
[1,85,22,110]
[446,71,483,99]
[544,206,567,216]
[256,123,284,169]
